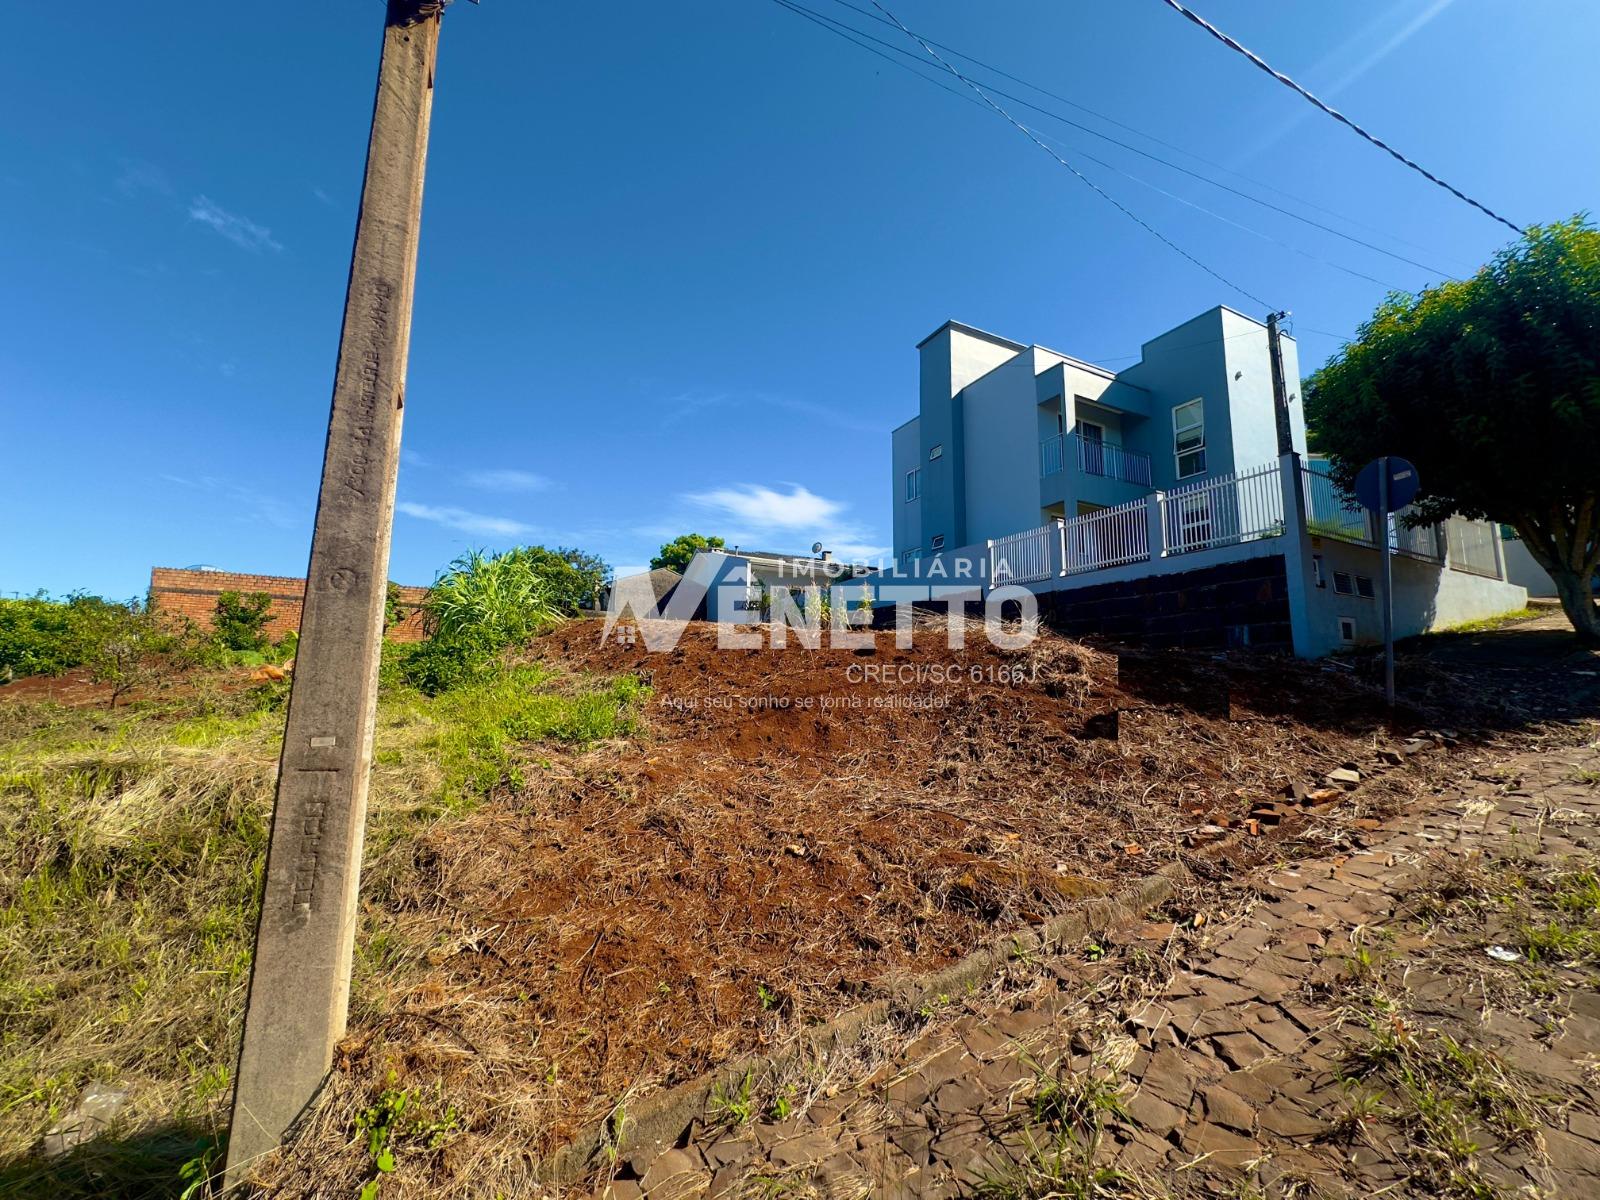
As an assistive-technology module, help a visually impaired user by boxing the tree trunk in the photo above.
[1550,566,1600,643]
[1515,510,1600,643]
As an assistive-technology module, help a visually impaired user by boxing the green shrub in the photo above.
[395,636,493,697]
[0,594,80,678]
[212,591,273,652]
[425,549,559,647]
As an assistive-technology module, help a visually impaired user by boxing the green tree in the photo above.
[509,546,609,614]
[1305,218,1600,641]
[66,597,171,708]
[650,533,725,574]
[212,591,274,651]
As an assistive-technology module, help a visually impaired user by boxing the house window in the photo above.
[905,468,921,502]
[1338,617,1357,644]
[1333,571,1355,596]
[899,547,921,569]
[1173,399,1206,478]
[928,444,943,461]
[930,534,945,551]
[1356,575,1375,599]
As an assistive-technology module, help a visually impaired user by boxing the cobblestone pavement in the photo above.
[594,721,1600,1199]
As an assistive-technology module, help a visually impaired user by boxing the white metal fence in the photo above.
[990,523,1056,586]
[1446,517,1500,578]
[1163,461,1286,555]
[977,457,1504,592]
[1300,464,1375,546]
[1392,507,1445,562]
[1062,497,1151,575]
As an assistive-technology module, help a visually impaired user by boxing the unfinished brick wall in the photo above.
[148,568,430,643]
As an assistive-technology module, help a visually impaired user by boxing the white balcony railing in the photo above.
[1063,497,1151,575]
[1163,461,1286,555]
[1075,434,1153,486]
[1039,433,1153,486]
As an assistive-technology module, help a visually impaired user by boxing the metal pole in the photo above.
[224,2,443,1188]
[1266,311,1294,457]
[1380,457,1395,709]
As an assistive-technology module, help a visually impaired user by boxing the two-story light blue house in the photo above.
[888,305,1526,657]
[892,306,1306,565]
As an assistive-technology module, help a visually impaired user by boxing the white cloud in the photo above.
[188,195,283,253]
[115,160,174,199]
[684,483,889,563]
[396,502,534,538]
[161,474,297,529]
[687,483,844,530]
[463,468,553,493]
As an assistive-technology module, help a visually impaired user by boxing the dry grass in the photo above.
[0,618,1568,1198]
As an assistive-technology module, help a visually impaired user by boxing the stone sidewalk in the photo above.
[592,726,1600,1199]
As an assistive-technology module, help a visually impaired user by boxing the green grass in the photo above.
[1431,607,1544,636]
[0,657,646,1198]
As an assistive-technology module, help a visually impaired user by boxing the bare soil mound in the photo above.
[301,618,1427,1183]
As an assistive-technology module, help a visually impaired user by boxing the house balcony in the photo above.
[1040,433,1152,487]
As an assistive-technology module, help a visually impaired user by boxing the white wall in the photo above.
[1298,536,1526,656]
[1502,535,1558,597]
[1220,308,1307,472]
[962,350,1050,547]
[891,417,922,559]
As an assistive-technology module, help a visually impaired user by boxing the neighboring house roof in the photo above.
[724,549,879,579]
[630,568,683,604]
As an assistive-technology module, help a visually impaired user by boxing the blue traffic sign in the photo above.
[1354,456,1420,514]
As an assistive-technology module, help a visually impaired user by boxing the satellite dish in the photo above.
[812,542,824,555]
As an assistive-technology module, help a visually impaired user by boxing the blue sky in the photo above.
[3,0,1595,596]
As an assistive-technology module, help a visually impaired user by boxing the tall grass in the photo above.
[0,659,646,1198]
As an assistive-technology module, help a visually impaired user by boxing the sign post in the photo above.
[1354,456,1420,711]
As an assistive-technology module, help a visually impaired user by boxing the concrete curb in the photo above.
[538,863,1186,1187]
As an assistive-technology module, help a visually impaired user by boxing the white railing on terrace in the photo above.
[1075,435,1153,486]
[1063,497,1151,575]
[1163,461,1286,555]
[1039,433,1154,486]
[1392,507,1445,562]
[1447,517,1501,578]
[1040,434,1065,477]
[1300,464,1375,546]
[990,524,1056,586]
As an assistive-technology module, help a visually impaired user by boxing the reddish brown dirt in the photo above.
[334,619,1431,1166]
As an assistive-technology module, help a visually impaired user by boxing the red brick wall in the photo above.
[149,568,430,643]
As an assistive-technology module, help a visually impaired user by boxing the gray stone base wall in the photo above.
[1035,555,1292,651]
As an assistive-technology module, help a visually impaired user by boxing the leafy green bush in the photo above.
[0,594,81,678]
[212,591,273,652]
[424,549,558,646]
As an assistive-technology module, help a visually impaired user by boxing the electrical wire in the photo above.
[775,0,1458,279]
[819,0,1462,265]
[857,0,1274,309]
[1153,0,1524,234]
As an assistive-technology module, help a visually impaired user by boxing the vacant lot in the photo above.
[0,617,1576,1198]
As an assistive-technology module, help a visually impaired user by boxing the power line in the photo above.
[1153,0,1525,235]
[854,0,1275,309]
[817,0,1467,270]
[774,0,1458,280]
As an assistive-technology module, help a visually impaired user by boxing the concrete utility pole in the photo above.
[1266,310,1294,457]
[225,2,446,1188]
